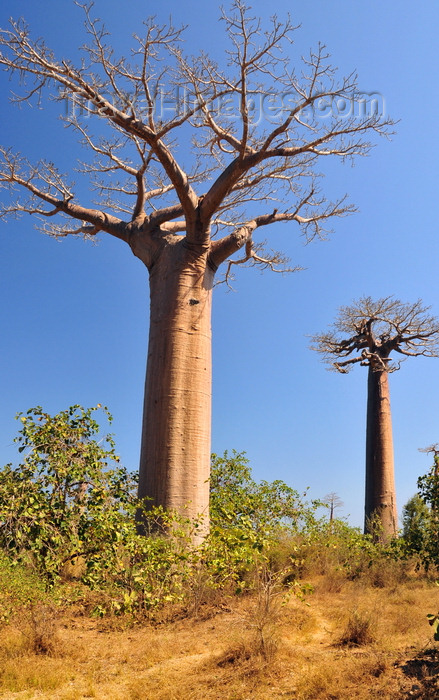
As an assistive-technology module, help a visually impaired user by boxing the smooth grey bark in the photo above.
[364,365,397,540]
[132,232,214,537]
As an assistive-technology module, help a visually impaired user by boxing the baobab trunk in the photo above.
[364,365,397,540]
[134,234,214,540]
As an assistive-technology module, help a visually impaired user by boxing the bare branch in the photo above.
[221,239,301,288]
[0,146,129,241]
[0,13,199,220]
[0,2,394,272]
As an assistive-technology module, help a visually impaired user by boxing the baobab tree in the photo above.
[323,492,344,523]
[0,3,392,536]
[312,296,439,541]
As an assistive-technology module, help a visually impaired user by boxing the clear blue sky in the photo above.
[1,0,439,529]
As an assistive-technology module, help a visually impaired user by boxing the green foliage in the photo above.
[210,450,319,538]
[0,552,49,625]
[91,506,201,615]
[414,460,439,569]
[207,451,322,594]
[0,405,208,616]
[2,416,409,619]
[401,494,431,556]
[297,518,371,577]
[292,514,409,589]
[0,405,135,584]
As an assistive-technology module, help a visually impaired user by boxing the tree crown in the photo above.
[311,296,439,373]
[0,2,393,278]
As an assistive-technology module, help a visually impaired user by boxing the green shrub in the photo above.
[5,414,405,618]
[210,451,320,538]
[205,451,322,597]
[415,464,439,569]
[0,553,50,625]
[0,405,136,585]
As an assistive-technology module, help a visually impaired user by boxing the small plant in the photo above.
[426,582,439,641]
[416,454,439,569]
[245,563,283,660]
[224,556,305,664]
[402,493,431,557]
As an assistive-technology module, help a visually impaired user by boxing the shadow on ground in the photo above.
[400,647,439,699]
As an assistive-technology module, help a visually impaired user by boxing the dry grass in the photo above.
[337,608,377,647]
[15,603,61,656]
[0,577,438,699]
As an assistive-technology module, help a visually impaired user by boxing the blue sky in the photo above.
[1,0,439,528]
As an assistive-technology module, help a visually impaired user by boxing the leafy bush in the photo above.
[205,451,322,595]
[290,514,410,591]
[416,464,439,569]
[210,450,320,537]
[0,405,135,584]
[92,507,202,616]
[427,612,439,641]
[0,411,411,619]
[401,494,431,558]
[0,552,49,625]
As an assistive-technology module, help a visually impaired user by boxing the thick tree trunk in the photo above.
[136,236,214,540]
[364,366,397,541]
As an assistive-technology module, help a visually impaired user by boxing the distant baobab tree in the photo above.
[0,3,392,539]
[323,492,344,523]
[312,296,439,541]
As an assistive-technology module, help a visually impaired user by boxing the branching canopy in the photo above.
[0,1,393,277]
[311,296,439,373]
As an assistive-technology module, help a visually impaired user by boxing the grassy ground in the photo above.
[1,575,438,699]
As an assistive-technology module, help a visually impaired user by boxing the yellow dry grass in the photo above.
[0,578,438,699]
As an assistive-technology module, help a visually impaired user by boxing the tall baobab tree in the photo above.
[0,3,392,537]
[312,297,439,541]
